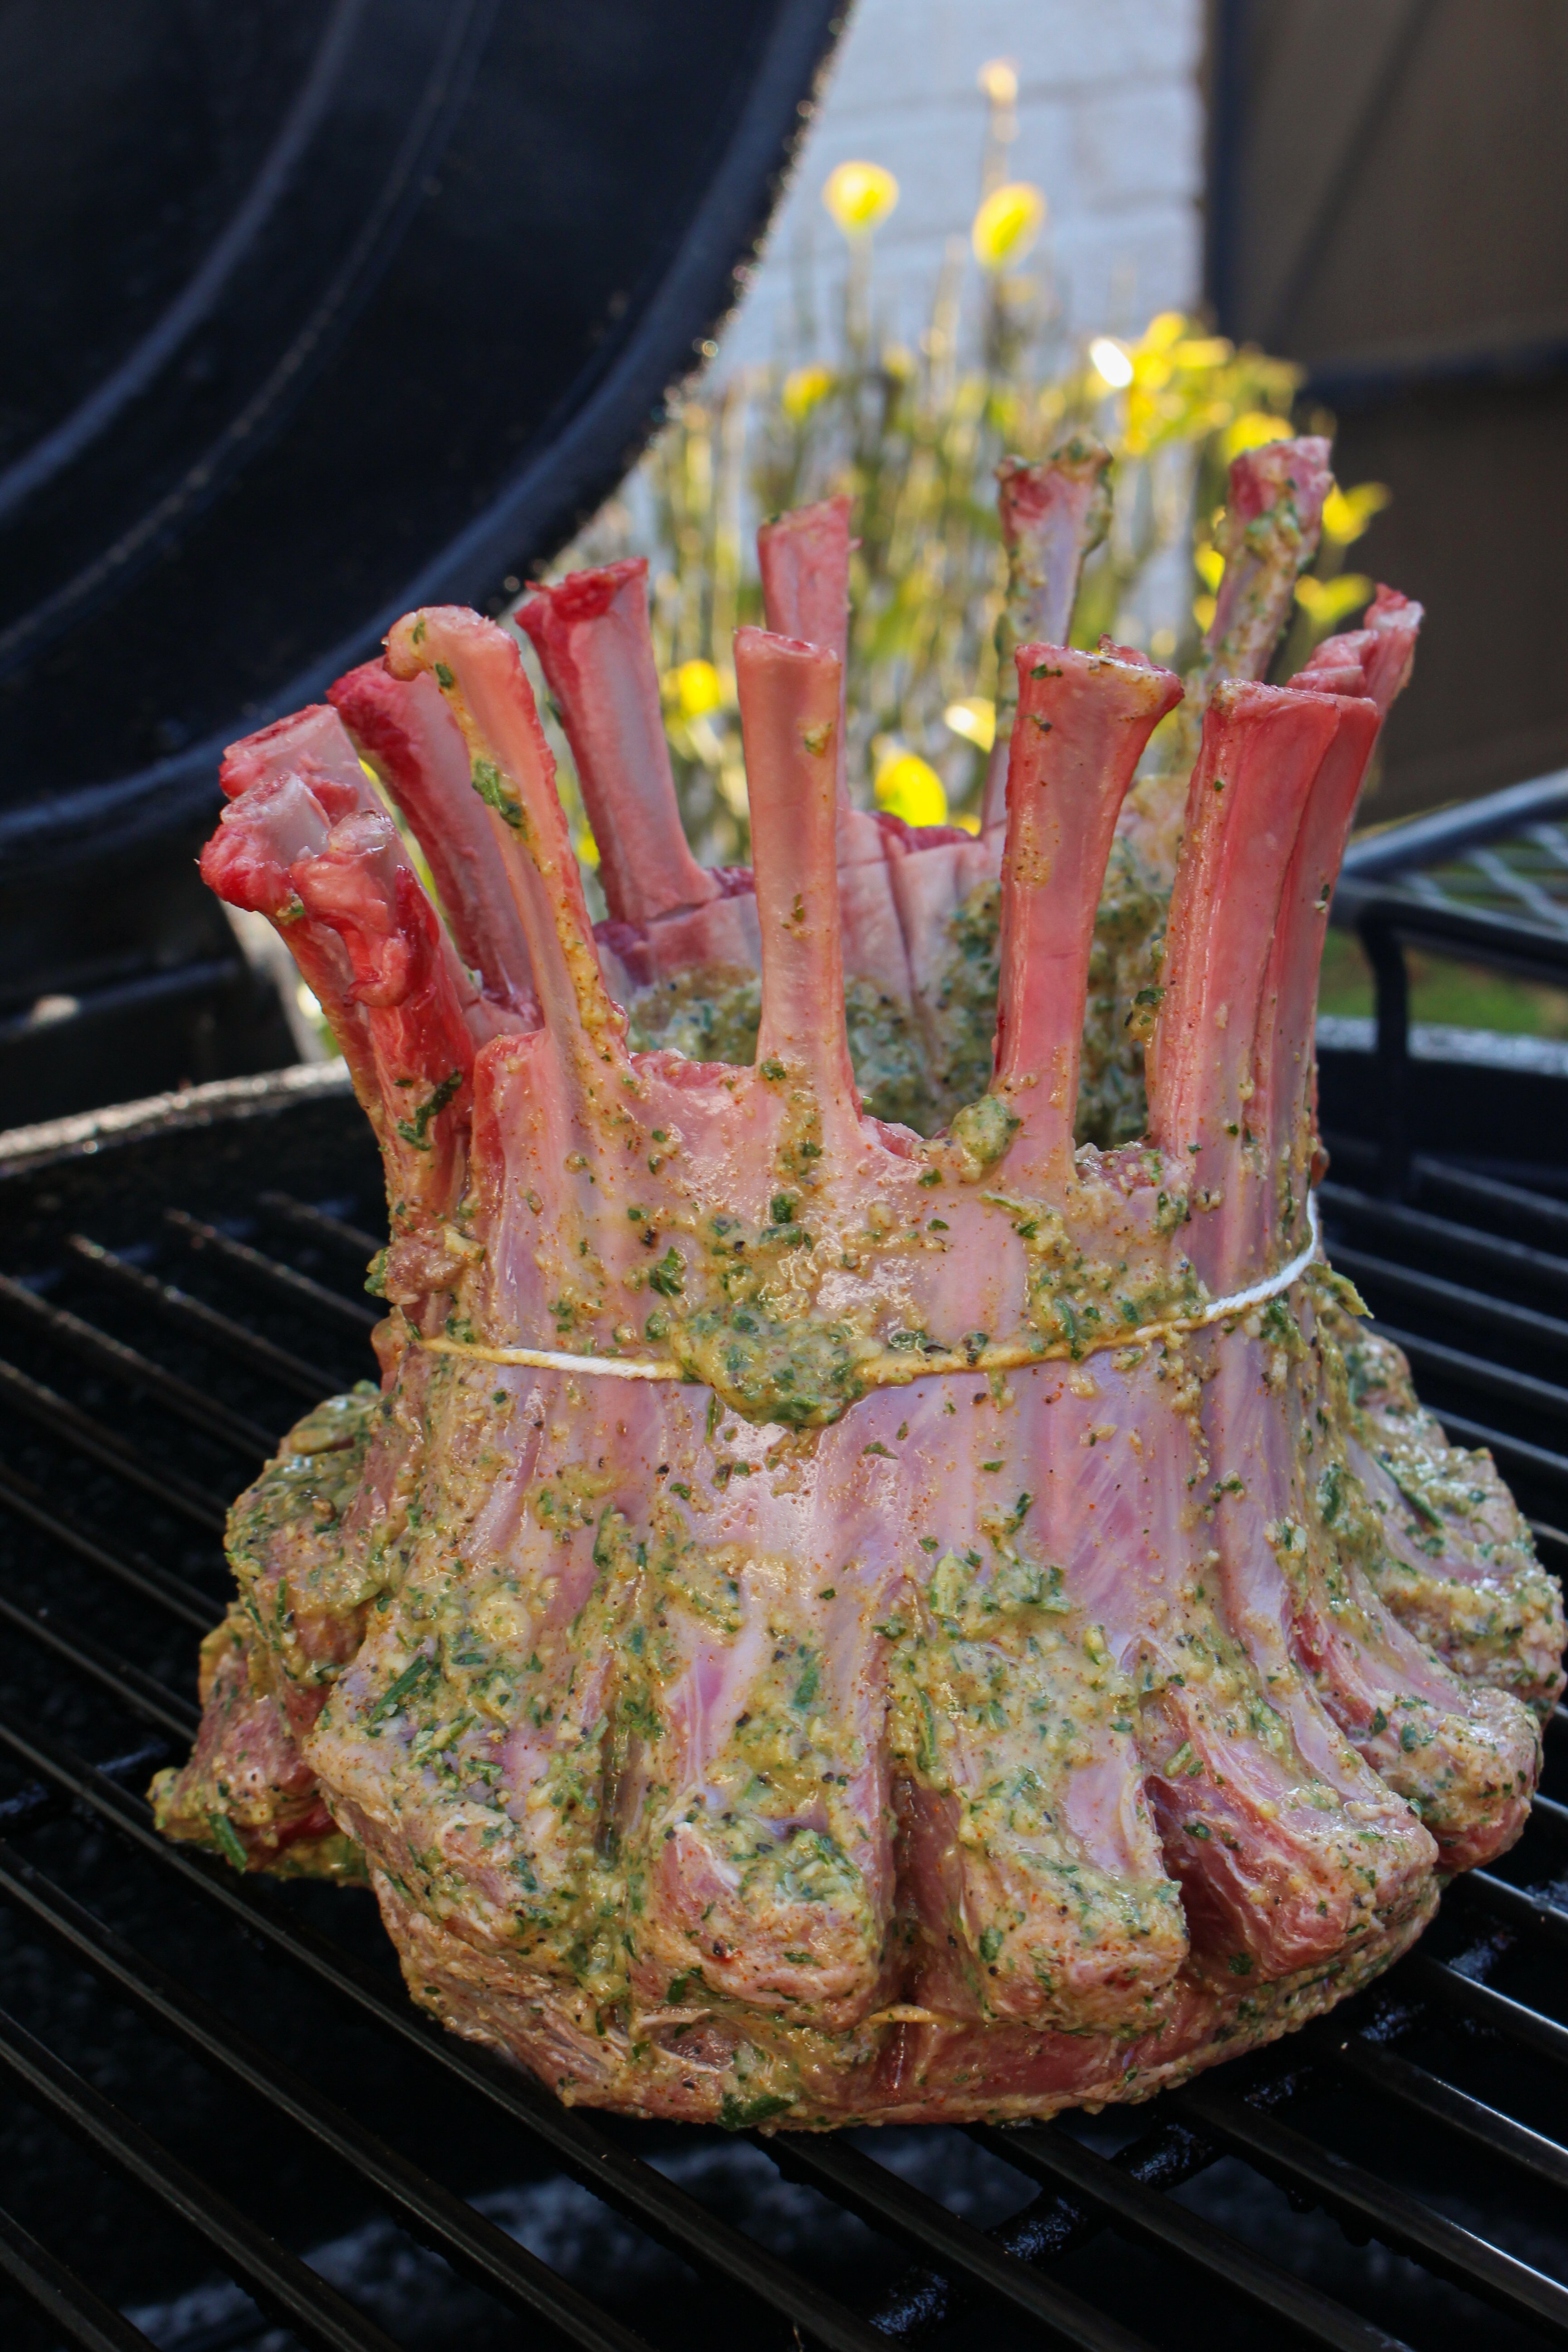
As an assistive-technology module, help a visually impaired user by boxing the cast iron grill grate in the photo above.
[1,1086,1568,2352]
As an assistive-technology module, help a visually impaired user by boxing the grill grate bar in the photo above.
[866,2117,1223,2340]
[0,2002,400,2352]
[1323,2030,1568,2196]
[0,1713,894,2352]
[1410,1159,1568,1247]
[0,1741,172,1847]
[1327,1245,1568,1358]
[0,2199,161,2352]
[0,1460,216,1630]
[67,1237,339,1401]
[0,1588,197,1740]
[1406,1954,1568,2071]
[0,1270,275,1459]
[968,2120,1409,2352]
[0,1356,228,1531]
[1320,1186,1568,1303]
[258,1192,382,1261]
[1176,2079,1568,2337]
[1371,1324,1568,1436]
[165,1212,380,1335]
[0,1847,657,2352]
[1464,1865,1568,1951]
[767,2134,1155,2352]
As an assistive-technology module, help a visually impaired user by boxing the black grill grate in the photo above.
[2,1082,1568,2352]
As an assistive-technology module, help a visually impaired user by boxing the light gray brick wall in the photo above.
[720,0,1206,367]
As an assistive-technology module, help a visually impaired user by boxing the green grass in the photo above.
[1318,928,1568,1037]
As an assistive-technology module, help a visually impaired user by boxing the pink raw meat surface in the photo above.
[156,459,1561,2130]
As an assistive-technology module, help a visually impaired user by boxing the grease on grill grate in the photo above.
[3,1124,1568,2352]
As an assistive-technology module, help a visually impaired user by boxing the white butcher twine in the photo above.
[398,1195,1324,1387]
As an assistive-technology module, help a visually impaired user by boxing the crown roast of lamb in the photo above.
[157,436,1565,2128]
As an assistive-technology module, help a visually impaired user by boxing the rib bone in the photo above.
[980,437,1113,830]
[330,658,538,1023]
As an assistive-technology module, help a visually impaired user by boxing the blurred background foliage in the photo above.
[522,60,1390,874]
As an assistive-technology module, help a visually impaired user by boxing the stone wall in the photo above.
[720,0,1207,368]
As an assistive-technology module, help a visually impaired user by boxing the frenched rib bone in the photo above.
[171,459,1558,2131]
[201,771,475,1225]
[757,498,917,1013]
[330,659,539,1025]
[981,436,1114,830]
[1120,437,1335,884]
[517,559,761,993]
[516,559,721,928]
[993,643,1182,1185]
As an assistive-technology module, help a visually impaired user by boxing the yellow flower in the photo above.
[1322,482,1391,546]
[1294,574,1373,626]
[664,659,725,720]
[1194,546,1225,592]
[576,826,600,871]
[1192,593,1218,633]
[781,364,834,421]
[972,181,1046,273]
[875,750,948,827]
[1171,336,1233,372]
[823,161,898,237]
[977,57,1018,108]
[943,696,996,751]
[1138,312,1187,355]
[1220,409,1293,461]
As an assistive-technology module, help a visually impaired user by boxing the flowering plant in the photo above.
[533,65,1385,869]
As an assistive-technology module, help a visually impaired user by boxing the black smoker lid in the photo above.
[0,0,843,879]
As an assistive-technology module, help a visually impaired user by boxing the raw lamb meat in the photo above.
[156,459,1562,2130]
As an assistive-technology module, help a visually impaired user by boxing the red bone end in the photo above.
[733,626,861,1137]
[1292,586,1422,716]
[757,494,853,663]
[1293,648,1372,699]
[991,641,1181,1184]
[1227,434,1333,534]
[757,498,911,986]
[387,606,627,1089]
[1362,585,1424,715]
[201,774,474,1215]
[980,438,1113,831]
[1200,436,1333,689]
[1147,680,1342,1282]
[289,811,475,1166]
[515,560,717,929]
[996,440,1113,584]
[524,555,646,627]
[292,812,436,1011]
[757,494,877,857]
[200,773,326,920]
[219,704,377,808]
[330,657,538,1022]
